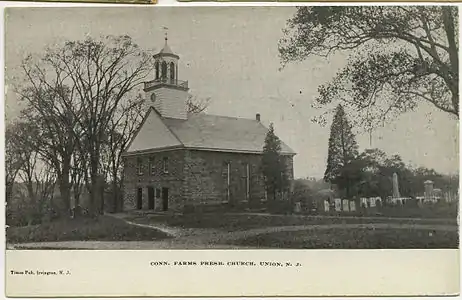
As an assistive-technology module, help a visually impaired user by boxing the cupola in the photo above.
[143,33,190,120]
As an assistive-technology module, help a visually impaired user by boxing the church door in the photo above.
[148,187,155,210]
[162,188,169,211]
[136,188,142,209]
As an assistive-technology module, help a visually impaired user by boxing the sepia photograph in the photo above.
[4,6,459,252]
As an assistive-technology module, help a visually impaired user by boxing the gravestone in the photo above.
[349,201,356,212]
[334,198,342,212]
[360,197,368,208]
[342,199,350,212]
[324,200,330,212]
[294,201,301,213]
[370,197,377,207]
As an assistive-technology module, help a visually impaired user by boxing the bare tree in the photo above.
[6,120,57,224]
[34,162,57,222]
[17,35,154,216]
[5,122,27,203]
[187,95,211,114]
[105,96,145,212]
[69,149,87,216]
[16,86,79,217]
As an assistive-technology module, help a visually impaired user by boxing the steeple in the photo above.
[143,34,189,120]
[150,31,182,85]
[159,31,175,56]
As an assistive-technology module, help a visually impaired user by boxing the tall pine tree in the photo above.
[324,104,359,198]
[262,123,288,202]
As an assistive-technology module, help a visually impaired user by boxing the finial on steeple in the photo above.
[162,26,169,43]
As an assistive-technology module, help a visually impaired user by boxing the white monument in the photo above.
[349,201,356,212]
[342,199,350,212]
[334,198,342,212]
[392,172,400,198]
[424,180,435,203]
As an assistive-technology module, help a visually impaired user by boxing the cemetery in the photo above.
[293,171,459,220]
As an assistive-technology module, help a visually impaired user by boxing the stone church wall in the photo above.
[183,150,267,208]
[123,149,186,211]
[123,149,295,212]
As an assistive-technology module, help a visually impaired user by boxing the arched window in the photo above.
[170,62,175,81]
[161,61,167,79]
[155,61,159,79]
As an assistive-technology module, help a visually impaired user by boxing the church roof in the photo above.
[124,108,296,156]
[154,38,179,59]
[160,43,174,55]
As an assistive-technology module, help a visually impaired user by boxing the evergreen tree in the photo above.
[262,123,288,202]
[324,104,359,198]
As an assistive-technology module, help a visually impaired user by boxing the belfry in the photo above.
[143,34,190,120]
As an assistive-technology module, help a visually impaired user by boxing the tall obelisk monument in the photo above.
[392,172,400,198]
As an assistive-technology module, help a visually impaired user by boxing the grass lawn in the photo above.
[6,215,171,244]
[234,228,459,249]
[126,213,457,232]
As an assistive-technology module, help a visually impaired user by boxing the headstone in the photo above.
[324,200,330,212]
[334,198,342,211]
[342,199,350,212]
[370,197,377,207]
[360,198,368,208]
[424,180,434,202]
[294,201,301,213]
[349,201,356,212]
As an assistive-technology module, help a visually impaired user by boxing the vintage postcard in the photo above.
[4,5,460,297]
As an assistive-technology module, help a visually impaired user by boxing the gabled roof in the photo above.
[163,114,295,154]
[124,109,296,156]
[125,107,182,154]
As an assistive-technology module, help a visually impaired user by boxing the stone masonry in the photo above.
[123,148,294,212]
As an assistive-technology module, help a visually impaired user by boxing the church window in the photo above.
[163,157,169,174]
[170,62,175,81]
[161,61,167,79]
[155,61,160,79]
[149,157,155,175]
[137,158,143,176]
[222,162,230,202]
[245,163,250,200]
[263,176,268,202]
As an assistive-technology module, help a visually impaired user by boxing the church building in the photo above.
[122,37,296,212]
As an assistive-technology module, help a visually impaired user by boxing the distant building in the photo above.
[122,38,296,212]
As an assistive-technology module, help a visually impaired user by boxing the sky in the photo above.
[4,6,460,179]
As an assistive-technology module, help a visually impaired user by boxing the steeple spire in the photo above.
[164,26,168,43]
[157,26,176,57]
